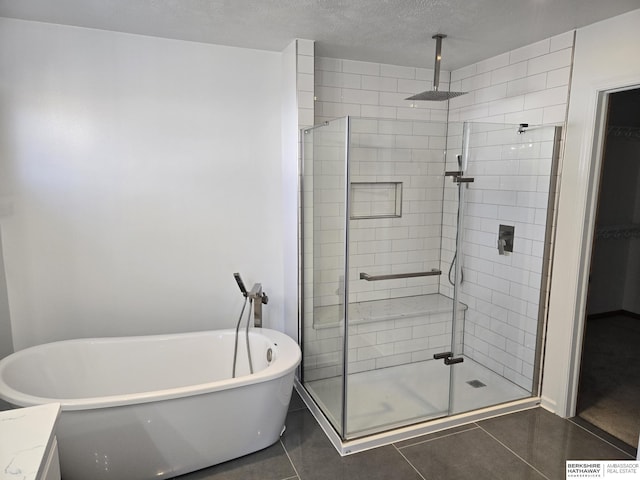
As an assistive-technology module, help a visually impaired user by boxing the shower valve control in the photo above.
[498,225,514,255]
[433,351,464,365]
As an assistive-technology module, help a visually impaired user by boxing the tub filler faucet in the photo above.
[232,273,269,378]
[248,283,269,327]
[233,273,268,327]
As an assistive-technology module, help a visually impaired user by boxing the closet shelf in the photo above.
[595,224,640,240]
[607,125,640,141]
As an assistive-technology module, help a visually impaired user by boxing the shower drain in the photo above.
[466,380,487,388]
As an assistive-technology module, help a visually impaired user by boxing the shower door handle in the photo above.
[444,356,464,365]
[433,351,464,365]
[433,351,453,360]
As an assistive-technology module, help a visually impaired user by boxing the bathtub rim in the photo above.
[0,328,300,411]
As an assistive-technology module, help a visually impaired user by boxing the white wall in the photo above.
[281,40,299,340]
[0,18,288,349]
[543,8,640,415]
[0,236,12,358]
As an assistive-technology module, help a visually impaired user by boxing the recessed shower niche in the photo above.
[349,182,403,219]
[298,116,561,450]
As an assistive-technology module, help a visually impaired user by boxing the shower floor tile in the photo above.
[306,357,529,436]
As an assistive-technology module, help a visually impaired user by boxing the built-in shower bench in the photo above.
[304,294,468,381]
[312,293,466,329]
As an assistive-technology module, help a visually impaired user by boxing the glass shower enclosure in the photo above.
[300,116,560,443]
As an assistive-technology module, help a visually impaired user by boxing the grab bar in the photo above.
[359,269,442,281]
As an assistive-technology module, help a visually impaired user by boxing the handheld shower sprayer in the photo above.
[233,272,248,297]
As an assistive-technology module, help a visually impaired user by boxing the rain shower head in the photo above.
[406,34,467,102]
[406,90,467,101]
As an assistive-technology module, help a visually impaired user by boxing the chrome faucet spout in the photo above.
[248,283,262,298]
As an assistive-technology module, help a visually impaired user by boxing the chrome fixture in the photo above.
[233,272,248,297]
[359,269,441,281]
[232,272,251,378]
[248,283,269,328]
[406,34,467,102]
[231,273,269,378]
[233,272,269,327]
[444,170,463,178]
[433,351,464,365]
[518,123,529,134]
[448,154,467,286]
[498,225,514,255]
[445,170,474,184]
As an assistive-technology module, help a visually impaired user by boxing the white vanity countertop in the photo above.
[0,403,60,480]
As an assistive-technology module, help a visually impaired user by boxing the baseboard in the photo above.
[540,395,558,415]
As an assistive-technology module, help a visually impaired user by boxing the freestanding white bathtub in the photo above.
[0,328,301,480]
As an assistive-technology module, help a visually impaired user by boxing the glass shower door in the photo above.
[300,118,559,442]
[449,121,560,415]
[343,117,455,438]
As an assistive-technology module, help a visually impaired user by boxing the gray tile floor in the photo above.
[175,392,637,480]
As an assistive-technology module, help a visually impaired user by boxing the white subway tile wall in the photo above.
[303,30,574,388]
[304,295,463,381]
[315,57,450,124]
[453,124,559,389]
[302,117,455,381]
[347,118,446,305]
[305,57,460,379]
[448,31,574,126]
[298,39,315,129]
[302,117,346,381]
[298,40,316,366]
[442,30,574,389]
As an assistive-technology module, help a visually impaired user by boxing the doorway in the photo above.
[576,88,640,450]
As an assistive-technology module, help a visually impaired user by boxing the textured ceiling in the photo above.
[1,0,639,70]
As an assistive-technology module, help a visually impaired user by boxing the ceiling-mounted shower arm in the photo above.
[432,34,444,92]
[405,33,467,101]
